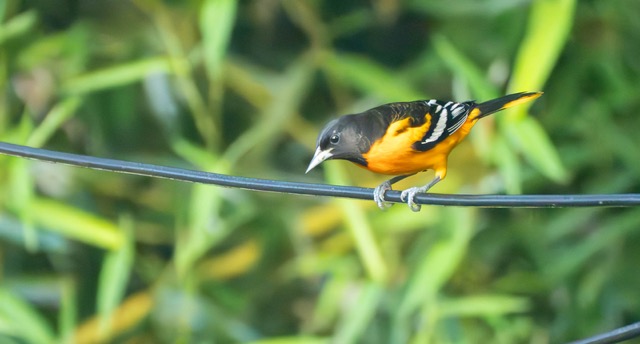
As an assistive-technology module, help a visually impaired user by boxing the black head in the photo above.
[306,115,371,173]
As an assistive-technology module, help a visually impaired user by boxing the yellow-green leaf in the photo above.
[508,0,577,120]
[507,117,569,183]
[323,53,423,102]
[31,198,124,250]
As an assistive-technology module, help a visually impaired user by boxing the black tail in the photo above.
[473,92,543,120]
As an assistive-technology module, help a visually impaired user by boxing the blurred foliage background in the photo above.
[1,0,640,343]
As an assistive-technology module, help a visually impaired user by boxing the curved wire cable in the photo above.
[3,142,639,344]
[1,141,640,208]
[568,321,640,344]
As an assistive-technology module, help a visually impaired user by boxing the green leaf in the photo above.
[506,117,569,183]
[174,181,225,277]
[333,282,383,344]
[546,209,640,283]
[507,0,577,120]
[432,35,498,100]
[438,295,530,317]
[97,215,134,337]
[394,208,475,342]
[0,10,37,45]
[27,97,82,147]
[323,53,423,102]
[491,135,522,194]
[324,163,388,283]
[62,58,171,95]
[58,278,78,343]
[200,0,238,79]
[409,0,530,17]
[223,57,315,165]
[310,276,348,332]
[248,338,328,344]
[30,198,124,250]
[172,139,221,169]
[0,287,55,344]
[8,158,37,251]
[399,208,475,315]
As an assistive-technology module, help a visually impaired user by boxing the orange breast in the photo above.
[360,116,477,175]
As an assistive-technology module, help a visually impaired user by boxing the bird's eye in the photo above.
[330,134,340,144]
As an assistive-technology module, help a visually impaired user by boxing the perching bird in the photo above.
[306,92,543,211]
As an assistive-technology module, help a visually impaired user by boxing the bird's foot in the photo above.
[400,185,432,212]
[400,175,442,212]
[373,181,394,210]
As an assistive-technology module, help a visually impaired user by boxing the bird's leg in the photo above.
[373,174,415,210]
[400,173,444,212]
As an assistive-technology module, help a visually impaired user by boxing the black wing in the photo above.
[412,99,474,152]
[352,99,474,152]
[353,101,435,143]
[367,101,433,126]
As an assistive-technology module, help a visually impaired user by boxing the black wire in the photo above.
[1,141,640,208]
[3,142,640,342]
[568,322,640,344]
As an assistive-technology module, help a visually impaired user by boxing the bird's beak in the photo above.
[306,147,333,173]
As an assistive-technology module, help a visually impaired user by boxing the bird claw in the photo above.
[374,174,438,211]
[400,186,429,212]
[399,175,441,212]
[373,181,394,210]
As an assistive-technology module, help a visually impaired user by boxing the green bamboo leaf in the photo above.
[325,163,387,283]
[172,142,257,278]
[506,116,569,183]
[97,215,134,337]
[400,207,475,314]
[172,139,220,169]
[248,338,328,344]
[200,0,238,79]
[546,209,640,283]
[173,136,265,278]
[333,282,383,344]
[58,278,77,344]
[4,117,36,252]
[438,295,530,317]
[0,11,37,45]
[310,276,347,332]
[62,58,171,95]
[27,97,82,147]
[432,35,498,100]
[323,53,423,102]
[409,0,530,17]
[394,208,475,342]
[30,198,124,250]
[491,135,522,194]
[0,287,55,344]
[8,158,37,251]
[0,110,31,145]
[507,0,577,119]
[224,57,315,165]
[174,181,225,277]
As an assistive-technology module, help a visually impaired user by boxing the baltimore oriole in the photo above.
[306,92,543,211]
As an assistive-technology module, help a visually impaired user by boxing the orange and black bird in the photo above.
[306,92,543,211]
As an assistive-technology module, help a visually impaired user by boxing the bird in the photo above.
[306,91,543,211]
